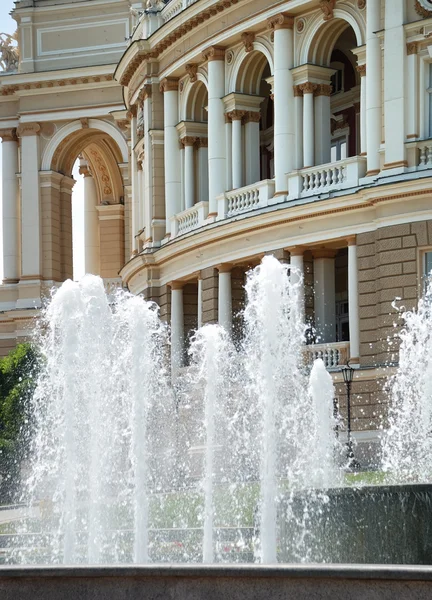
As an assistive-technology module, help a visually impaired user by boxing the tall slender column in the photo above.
[160,78,181,235]
[294,86,304,169]
[197,139,209,203]
[268,13,295,194]
[203,46,226,215]
[225,116,232,191]
[244,111,261,185]
[129,106,139,255]
[347,236,360,363]
[183,137,196,210]
[383,0,406,171]
[17,122,41,279]
[197,274,203,329]
[170,282,184,373]
[406,43,418,140]
[313,249,337,344]
[288,246,305,322]
[357,65,367,154]
[143,85,154,245]
[314,85,332,166]
[79,160,100,275]
[230,111,244,189]
[366,0,382,175]
[0,129,19,282]
[300,83,316,168]
[217,264,232,330]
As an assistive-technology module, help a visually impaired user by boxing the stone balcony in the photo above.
[216,179,276,220]
[406,138,432,171]
[170,201,209,238]
[304,341,350,370]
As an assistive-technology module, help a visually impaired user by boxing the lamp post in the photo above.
[341,361,360,471]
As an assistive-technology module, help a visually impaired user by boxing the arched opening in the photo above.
[229,50,274,188]
[41,123,126,283]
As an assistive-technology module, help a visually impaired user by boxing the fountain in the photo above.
[4,256,432,575]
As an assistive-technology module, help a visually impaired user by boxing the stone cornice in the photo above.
[202,45,225,62]
[0,74,113,97]
[267,13,294,30]
[17,122,40,137]
[0,128,17,142]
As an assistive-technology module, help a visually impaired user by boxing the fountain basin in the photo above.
[280,484,432,564]
[1,564,432,600]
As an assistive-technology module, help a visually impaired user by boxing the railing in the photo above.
[170,201,209,238]
[304,342,350,370]
[287,156,367,199]
[161,0,199,22]
[406,139,432,169]
[217,179,275,220]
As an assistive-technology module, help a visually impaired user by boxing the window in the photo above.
[331,136,347,162]
[331,69,344,95]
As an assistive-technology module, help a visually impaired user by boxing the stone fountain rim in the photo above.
[1,565,432,580]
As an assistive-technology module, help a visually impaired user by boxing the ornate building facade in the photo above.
[1,0,432,459]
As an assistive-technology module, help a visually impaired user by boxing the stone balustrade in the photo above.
[304,341,350,370]
[406,139,432,170]
[170,201,209,238]
[217,179,275,220]
[287,157,367,199]
[161,0,199,22]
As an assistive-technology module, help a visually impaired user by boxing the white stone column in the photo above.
[230,111,244,189]
[313,249,337,344]
[203,46,226,215]
[170,282,184,373]
[244,111,261,185]
[183,137,196,210]
[197,139,209,202]
[314,85,332,166]
[348,236,360,363]
[406,43,419,140]
[217,264,232,330]
[358,66,367,154]
[294,86,304,169]
[366,0,382,175]
[79,160,100,275]
[289,247,305,322]
[143,85,154,245]
[197,274,203,329]
[17,123,41,279]
[0,129,19,282]
[225,118,232,191]
[301,83,316,168]
[130,107,139,256]
[161,78,181,234]
[383,0,406,171]
[268,13,295,193]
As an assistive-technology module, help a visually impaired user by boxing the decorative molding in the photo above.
[0,128,17,142]
[357,0,366,9]
[267,13,294,31]
[127,105,138,119]
[80,118,89,129]
[180,136,199,147]
[241,32,255,53]
[1,74,113,97]
[406,42,418,55]
[293,85,303,97]
[296,18,306,34]
[319,0,336,21]
[185,63,198,82]
[159,77,179,92]
[299,82,317,94]
[314,83,332,97]
[226,50,234,65]
[197,137,208,148]
[79,164,92,178]
[244,111,261,123]
[226,109,246,121]
[415,0,432,18]
[202,45,225,62]
[17,123,40,137]
[356,64,366,77]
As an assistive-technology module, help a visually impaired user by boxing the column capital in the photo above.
[267,13,294,30]
[244,111,261,123]
[227,109,246,122]
[312,247,338,259]
[293,85,303,97]
[169,280,184,290]
[139,84,152,101]
[241,32,255,53]
[197,137,208,148]
[356,64,366,77]
[159,77,179,93]
[0,128,17,142]
[180,136,199,147]
[406,42,418,55]
[127,105,137,119]
[202,45,225,62]
[314,83,332,97]
[299,82,317,95]
[216,263,232,273]
[185,63,198,82]
[286,245,306,257]
[79,164,92,178]
[17,122,40,137]
[346,235,357,247]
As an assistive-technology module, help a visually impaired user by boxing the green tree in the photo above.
[0,343,38,503]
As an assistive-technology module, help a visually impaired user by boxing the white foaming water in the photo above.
[382,281,432,482]
[13,258,340,565]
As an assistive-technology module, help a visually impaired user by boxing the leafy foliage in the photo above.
[0,343,39,503]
